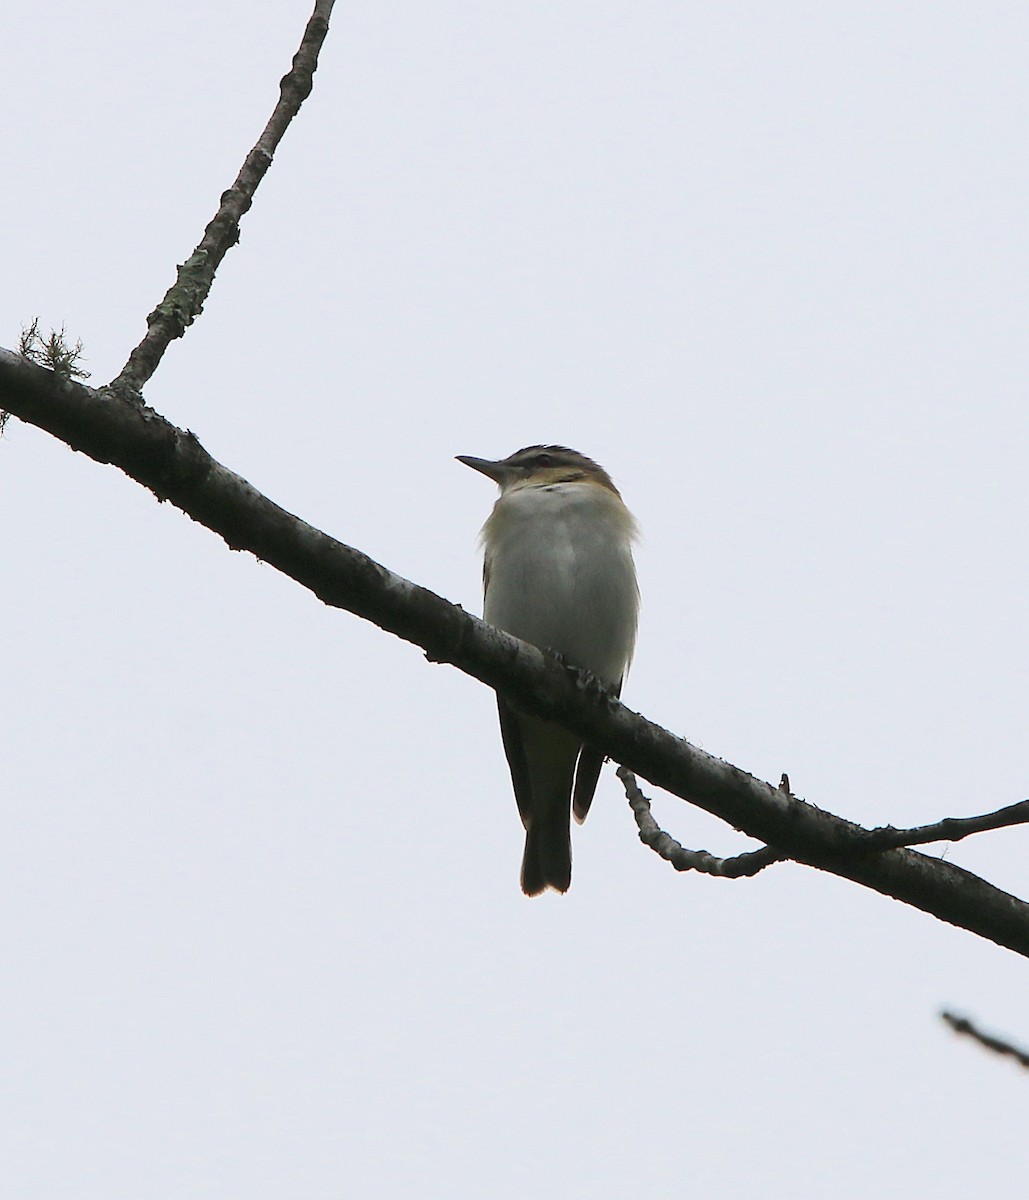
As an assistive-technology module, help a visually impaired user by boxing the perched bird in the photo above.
[457,446,639,895]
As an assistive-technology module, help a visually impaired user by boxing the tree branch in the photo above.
[108,0,336,397]
[4,352,1029,957]
[860,800,1029,850]
[617,766,783,877]
[941,1012,1029,1069]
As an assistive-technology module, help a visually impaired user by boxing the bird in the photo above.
[456,445,639,895]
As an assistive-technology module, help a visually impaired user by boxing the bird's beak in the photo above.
[456,455,509,485]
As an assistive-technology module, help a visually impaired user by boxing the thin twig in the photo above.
[861,799,1029,851]
[941,1011,1029,1070]
[109,0,336,397]
[616,766,784,878]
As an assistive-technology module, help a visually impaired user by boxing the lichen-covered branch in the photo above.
[617,766,783,877]
[108,0,336,397]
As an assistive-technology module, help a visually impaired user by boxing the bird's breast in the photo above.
[482,484,639,685]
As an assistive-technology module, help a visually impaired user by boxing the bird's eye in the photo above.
[535,453,554,467]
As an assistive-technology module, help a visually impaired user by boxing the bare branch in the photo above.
[941,1011,1029,1070]
[108,0,336,397]
[4,354,1029,957]
[861,799,1029,851]
[617,766,783,877]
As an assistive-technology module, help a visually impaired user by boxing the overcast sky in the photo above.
[4,2,1029,1196]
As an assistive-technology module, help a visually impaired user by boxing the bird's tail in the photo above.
[520,818,572,896]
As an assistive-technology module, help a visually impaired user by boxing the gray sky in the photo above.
[4,2,1029,1196]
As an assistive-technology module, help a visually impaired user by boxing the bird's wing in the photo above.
[496,697,534,828]
[487,554,541,825]
[571,746,604,823]
[571,678,621,823]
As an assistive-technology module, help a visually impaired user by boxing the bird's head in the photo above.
[456,445,620,496]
